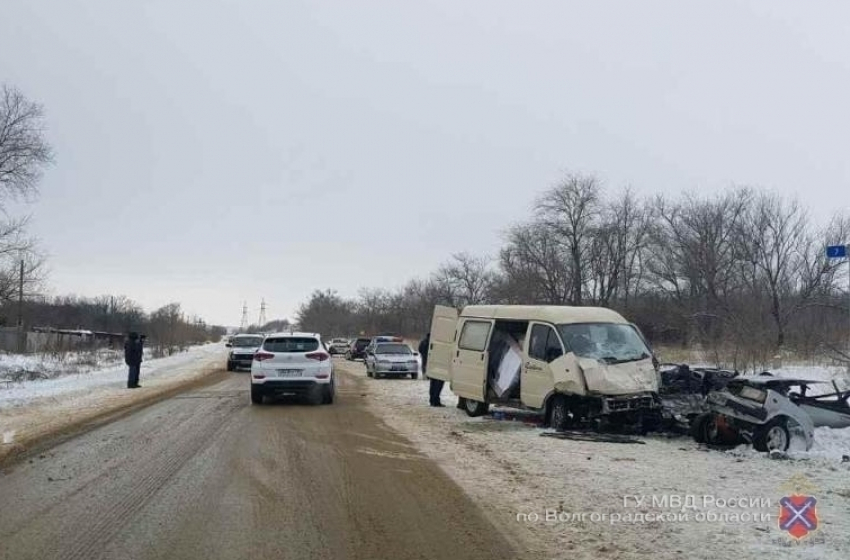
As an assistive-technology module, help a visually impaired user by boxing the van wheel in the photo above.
[226,361,234,372]
[410,372,418,380]
[549,396,572,431]
[754,418,790,452]
[462,397,489,417]
[250,386,263,405]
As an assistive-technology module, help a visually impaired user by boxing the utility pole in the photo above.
[826,244,850,364]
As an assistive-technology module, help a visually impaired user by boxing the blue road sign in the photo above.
[826,245,847,258]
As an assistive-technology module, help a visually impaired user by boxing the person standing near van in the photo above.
[124,332,144,389]
[420,332,444,407]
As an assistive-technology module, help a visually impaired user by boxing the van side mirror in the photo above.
[225,343,232,348]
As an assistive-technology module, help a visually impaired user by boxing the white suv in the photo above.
[250,333,334,405]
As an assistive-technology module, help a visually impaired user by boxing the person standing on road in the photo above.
[124,332,144,389]
[419,332,444,407]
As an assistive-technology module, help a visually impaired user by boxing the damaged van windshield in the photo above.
[558,323,651,364]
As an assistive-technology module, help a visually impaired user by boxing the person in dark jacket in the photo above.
[419,333,444,407]
[124,332,145,389]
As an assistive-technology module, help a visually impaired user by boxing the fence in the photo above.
[0,327,125,354]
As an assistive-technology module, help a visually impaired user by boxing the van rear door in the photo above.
[426,306,458,381]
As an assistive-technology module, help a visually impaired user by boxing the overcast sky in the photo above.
[1,0,848,327]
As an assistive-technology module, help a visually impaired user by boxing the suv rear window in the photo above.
[263,337,320,353]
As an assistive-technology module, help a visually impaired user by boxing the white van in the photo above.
[427,305,661,430]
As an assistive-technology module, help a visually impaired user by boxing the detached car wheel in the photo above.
[250,386,263,405]
[754,418,790,452]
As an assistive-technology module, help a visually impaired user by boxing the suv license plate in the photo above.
[277,369,303,377]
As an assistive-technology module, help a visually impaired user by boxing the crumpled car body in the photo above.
[695,377,816,451]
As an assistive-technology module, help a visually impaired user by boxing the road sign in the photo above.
[826,245,847,258]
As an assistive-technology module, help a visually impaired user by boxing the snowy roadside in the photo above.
[0,343,227,464]
[337,359,850,560]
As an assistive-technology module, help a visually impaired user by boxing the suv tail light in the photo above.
[254,351,275,362]
[305,351,330,362]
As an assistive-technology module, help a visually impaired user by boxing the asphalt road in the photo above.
[0,369,516,560]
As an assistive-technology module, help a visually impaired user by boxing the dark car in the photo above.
[345,337,372,361]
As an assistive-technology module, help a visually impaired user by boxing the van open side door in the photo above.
[426,306,458,381]
[451,318,492,402]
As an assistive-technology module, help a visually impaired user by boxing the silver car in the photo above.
[691,376,816,452]
[226,334,265,371]
[365,342,419,379]
[328,338,350,355]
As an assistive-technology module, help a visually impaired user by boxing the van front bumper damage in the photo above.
[601,393,662,415]
[592,392,663,431]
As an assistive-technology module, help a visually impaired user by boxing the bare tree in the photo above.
[296,289,357,335]
[588,188,655,307]
[433,252,495,307]
[735,193,812,347]
[499,222,571,304]
[0,222,45,304]
[0,86,52,320]
[0,85,53,201]
[535,173,601,305]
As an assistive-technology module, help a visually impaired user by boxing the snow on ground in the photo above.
[0,343,227,463]
[0,348,126,382]
[0,344,221,409]
[337,358,850,560]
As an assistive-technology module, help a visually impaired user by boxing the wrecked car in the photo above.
[657,363,739,429]
[659,363,739,396]
[691,377,818,452]
[788,379,850,430]
[427,305,662,431]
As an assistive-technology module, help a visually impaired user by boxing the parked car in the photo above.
[250,332,334,405]
[691,377,817,452]
[328,338,350,355]
[428,305,661,431]
[226,334,265,371]
[363,335,403,355]
[345,337,372,361]
[365,342,419,379]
